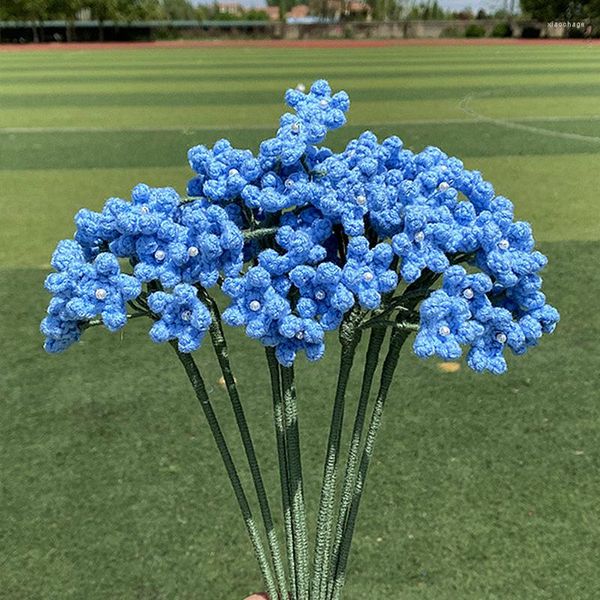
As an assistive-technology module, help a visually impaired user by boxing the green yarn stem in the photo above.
[205,299,288,598]
[280,364,310,600]
[171,344,277,599]
[326,325,387,599]
[329,327,412,600]
[266,347,297,600]
[311,309,363,600]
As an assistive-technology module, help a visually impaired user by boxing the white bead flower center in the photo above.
[414,231,425,243]
[498,239,510,250]
[228,168,239,177]
[356,194,366,206]
[438,182,450,192]
[181,310,192,322]
[495,332,508,344]
[462,288,474,300]
[319,99,328,108]
[291,123,300,133]
[249,300,261,312]
[154,249,166,261]
[285,179,294,188]
[140,206,150,214]
[188,246,199,258]
[315,290,326,300]
[439,325,451,337]
[363,271,374,283]
[95,288,107,301]
[295,331,305,340]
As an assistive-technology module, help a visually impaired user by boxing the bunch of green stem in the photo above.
[124,265,446,600]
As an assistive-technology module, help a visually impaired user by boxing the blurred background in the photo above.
[0,0,599,42]
[1,30,599,600]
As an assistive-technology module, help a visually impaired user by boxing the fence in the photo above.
[0,18,588,44]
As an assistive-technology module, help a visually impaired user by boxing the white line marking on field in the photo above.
[1,115,600,135]
[459,92,600,144]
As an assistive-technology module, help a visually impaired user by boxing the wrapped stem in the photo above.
[171,345,277,598]
[266,348,297,600]
[327,326,387,599]
[329,327,412,600]
[311,309,362,600]
[205,298,288,598]
[280,364,310,600]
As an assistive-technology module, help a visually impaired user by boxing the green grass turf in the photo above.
[1,43,599,599]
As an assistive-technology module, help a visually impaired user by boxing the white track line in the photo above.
[1,115,600,134]
[459,92,600,144]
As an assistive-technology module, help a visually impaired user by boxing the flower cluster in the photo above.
[42,80,558,372]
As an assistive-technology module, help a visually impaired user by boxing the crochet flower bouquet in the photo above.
[41,81,558,599]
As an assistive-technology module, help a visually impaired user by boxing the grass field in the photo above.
[1,42,599,600]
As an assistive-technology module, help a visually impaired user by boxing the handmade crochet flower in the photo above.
[258,208,332,276]
[312,132,393,236]
[222,266,290,341]
[241,166,316,213]
[176,201,244,287]
[496,274,559,348]
[147,284,211,353]
[441,265,494,321]
[413,290,484,361]
[341,237,398,310]
[275,315,325,366]
[467,306,526,374]
[391,203,453,283]
[133,220,188,288]
[289,262,355,330]
[74,184,180,259]
[188,139,262,203]
[476,198,547,287]
[259,80,349,168]
[42,245,141,350]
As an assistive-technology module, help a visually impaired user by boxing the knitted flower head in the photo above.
[41,81,558,373]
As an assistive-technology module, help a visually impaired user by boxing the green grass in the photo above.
[1,43,599,600]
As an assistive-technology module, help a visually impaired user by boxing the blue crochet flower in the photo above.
[342,237,398,310]
[456,169,496,214]
[441,265,494,321]
[467,306,526,374]
[391,203,453,283]
[177,201,244,287]
[312,132,393,236]
[289,262,355,330]
[496,274,559,348]
[43,245,141,339]
[259,80,349,168]
[40,313,83,354]
[241,166,316,213]
[476,198,547,287]
[222,266,291,340]
[275,315,325,367]
[369,175,417,238]
[147,284,211,353]
[414,290,484,361]
[258,208,332,276]
[133,220,188,288]
[188,139,262,203]
[75,184,180,259]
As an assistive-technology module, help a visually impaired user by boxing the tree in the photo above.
[520,0,598,21]
[160,0,197,20]
[1,0,53,41]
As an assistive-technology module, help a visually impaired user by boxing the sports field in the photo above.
[1,42,599,599]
